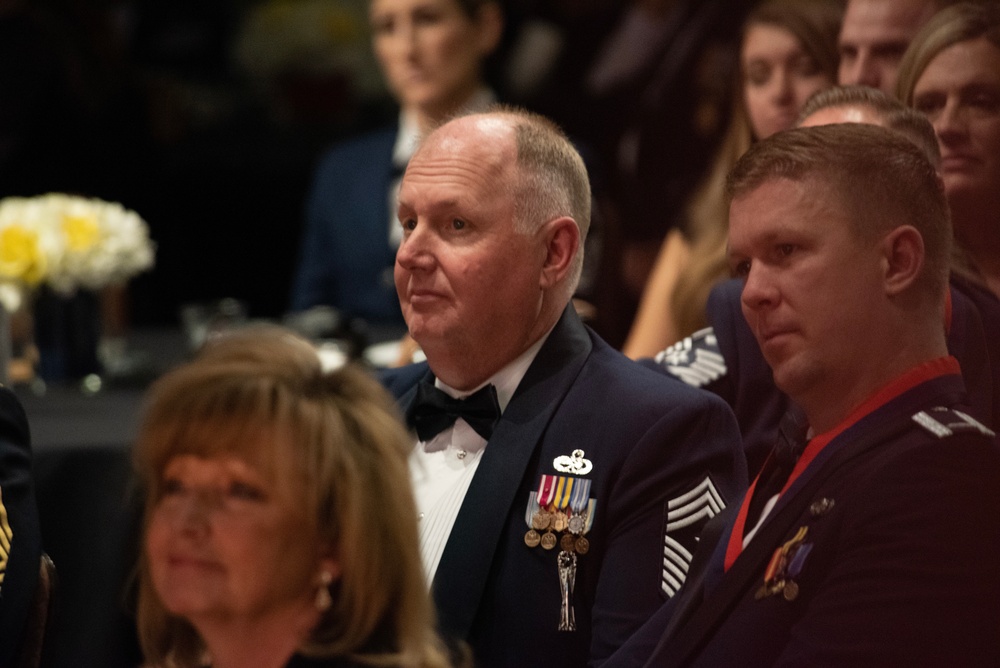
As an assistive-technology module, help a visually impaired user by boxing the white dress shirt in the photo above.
[410,330,551,585]
[743,426,814,547]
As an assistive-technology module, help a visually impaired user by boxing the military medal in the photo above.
[568,478,592,533]
[532,510,552,530]
[756,526,811,601]
[557,550,578,631]
[523,468,597,632]
[560,533,577,552]
[552,476,573,531]
[537,475,557,510]
[541,531,558,550]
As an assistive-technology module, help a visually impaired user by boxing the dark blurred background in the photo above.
[1,0,393,328]
[1,0,750,343]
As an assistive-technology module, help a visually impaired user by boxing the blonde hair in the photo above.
[896,2,1000,105]
[672,0,843,338]
[133,326,451,668]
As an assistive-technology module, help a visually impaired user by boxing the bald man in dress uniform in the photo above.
[381,108,746,667]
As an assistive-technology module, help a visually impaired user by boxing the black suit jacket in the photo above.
[382,307,747,667]
[641,372,1000,667]
[0,386,41,668]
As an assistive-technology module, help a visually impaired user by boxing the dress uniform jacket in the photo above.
[289,127,403,324]
[641,369,1000,667]
[381,306,747,668]
[0,386,41,668]
[647,276,1000,477]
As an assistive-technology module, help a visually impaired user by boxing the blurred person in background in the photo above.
[623,0,842,359]
[510,0,753,347]
[289,0,503,329]
[133,327,453,668]
[898,1,1000,297]
[837,0,958,93]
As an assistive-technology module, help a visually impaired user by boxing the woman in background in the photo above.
[289,0,503,327]
[134,327,452,668]
[897,2,1000,297]
[623,0,841,358]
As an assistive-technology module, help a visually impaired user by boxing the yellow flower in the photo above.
[0,225,46,285]
[62,213,100,252]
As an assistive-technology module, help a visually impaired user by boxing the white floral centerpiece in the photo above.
[0,193,155,313]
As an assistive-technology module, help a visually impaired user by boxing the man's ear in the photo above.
[881,225,925,296]
[475,2,504,57]
[539,216,579,290]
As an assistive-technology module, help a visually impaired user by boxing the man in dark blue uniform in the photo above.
[647,86,1000,477]
[381,108,746,668]
[0,384,42,666]
[631,124,1000,667]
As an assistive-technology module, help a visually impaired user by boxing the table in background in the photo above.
[17,328,188,668]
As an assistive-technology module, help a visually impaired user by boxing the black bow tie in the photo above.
[406,381,501,442]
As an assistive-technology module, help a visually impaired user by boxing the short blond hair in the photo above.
[727,123,951,299]
[133,326,450,668]
[896,2,1000,104]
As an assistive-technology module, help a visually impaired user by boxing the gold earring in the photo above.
[315,571,333,612]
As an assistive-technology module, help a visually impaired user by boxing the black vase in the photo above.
[33,286,102,381]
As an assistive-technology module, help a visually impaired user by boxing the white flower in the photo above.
[0,282,23,313]
[0,193,156,298]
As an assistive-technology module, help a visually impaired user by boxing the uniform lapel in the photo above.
[431,306,592,638]
[658,403,928,668]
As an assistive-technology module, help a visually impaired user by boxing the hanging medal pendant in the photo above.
[557,550,578,631]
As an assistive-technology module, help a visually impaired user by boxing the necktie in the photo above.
[406,381,501,442]
[744,405,810,537]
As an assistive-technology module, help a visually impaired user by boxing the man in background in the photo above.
[837,0,954,92]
